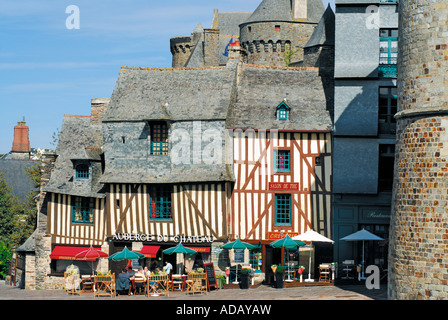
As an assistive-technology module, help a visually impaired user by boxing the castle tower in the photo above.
[11,119,31,159]
[239,0,324,67]
[389,0,448,300]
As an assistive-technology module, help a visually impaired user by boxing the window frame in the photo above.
[72,197,94,225]
[378,86,398,135]
[274,193,292,226]
[274,149,291,173]
[75,164,90,179]
[150,122,169,156]
[149,185,173,221]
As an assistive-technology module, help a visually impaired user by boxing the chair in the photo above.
[318,264,331,283]
[81,275,94,293]
[146,274,169,297]
[134,277,146,296]
[169,274,184,292]
[115,276,131,296]
[94,274,115,298]
[186,273,207,295]
[64,272,80,295]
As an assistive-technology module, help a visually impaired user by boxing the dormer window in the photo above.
[276,101,290,121]
[75,164,90,179]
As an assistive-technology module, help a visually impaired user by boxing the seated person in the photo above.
[115,268,131,295]
[134,268,147,293]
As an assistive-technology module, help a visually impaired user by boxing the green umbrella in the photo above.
[221,238,256,250]
[221,238,256,284]
[108,246,145,261]
[270,234,306,249]
[163,243,197,274]
[162,243,197,255]
[270,235,306,281]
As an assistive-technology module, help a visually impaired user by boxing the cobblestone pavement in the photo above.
[0,280,387,300]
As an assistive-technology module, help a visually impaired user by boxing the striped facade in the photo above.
[106,183,231,240]
[46,183,232,247]
[231,130,332,241]
[47,193,107,246]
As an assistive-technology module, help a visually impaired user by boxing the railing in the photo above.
[378,64,397,78]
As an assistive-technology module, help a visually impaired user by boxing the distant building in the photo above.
[332,0,398,272]
[0,120,39,203]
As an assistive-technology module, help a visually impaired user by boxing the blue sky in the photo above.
[0,0,334,154]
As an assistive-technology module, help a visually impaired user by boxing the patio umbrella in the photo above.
[340,228,384,279]
[108,246,145,261]
[270,235,306,281]
[163,243,197,274]
[74,245,108,275]
[222,238,257,283]
[292,230,334,282]
[221,238,257,250]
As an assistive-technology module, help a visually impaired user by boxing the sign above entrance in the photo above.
[269,182,299,191]
[112,233,214,244]
[268,232,299,240]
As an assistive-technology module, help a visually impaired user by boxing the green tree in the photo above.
[0,241,13,279]
[284,43,301,67]
[0,173,21,245]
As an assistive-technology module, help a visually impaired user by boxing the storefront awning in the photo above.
[186,246,211,253]
[50,246,103,261]
[138,245,160,258]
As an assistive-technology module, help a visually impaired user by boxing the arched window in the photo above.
[75,164,89,179]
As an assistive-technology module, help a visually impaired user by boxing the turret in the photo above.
[389,0,448,300]
[239,0,324,67]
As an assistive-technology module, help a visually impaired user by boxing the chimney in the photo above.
[90,97,110,125]
[11,118,31,159]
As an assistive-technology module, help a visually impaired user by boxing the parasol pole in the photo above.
[305,241,314,282]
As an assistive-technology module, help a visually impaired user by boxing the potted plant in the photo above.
[274,266,284,289]
[239,268,250,289]
[216,274,226,289]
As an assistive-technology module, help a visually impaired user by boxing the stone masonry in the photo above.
[388,0,448,300]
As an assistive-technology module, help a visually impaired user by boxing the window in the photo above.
[378,144,395,192]
[275,25,281,32]
[75,164,89,179]
[379,29,398,78]
[275,194,291,226]
[379,87,397,135]
[275,150,291,172]
[150,122,169,155]
[149,186,172,220]
[72,197,94,224]
[276,101,290,121]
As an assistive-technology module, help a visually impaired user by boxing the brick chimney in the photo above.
[11,119,31,159]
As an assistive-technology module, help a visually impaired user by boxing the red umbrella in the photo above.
[74,246,108,274]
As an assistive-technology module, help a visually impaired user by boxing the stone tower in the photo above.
[389,0,448,300]
[239,0,324,67]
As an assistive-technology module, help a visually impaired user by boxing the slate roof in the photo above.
[0,159,39,203]
[226,64,332,131]
[43,115,106,198]
[304,4,335,48]
[212,11,253,36]
[103,65,238,122]
[244,0,294,23]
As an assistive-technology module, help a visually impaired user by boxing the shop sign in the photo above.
[267,232,299,240]
[112,233,214,243]
[269,182,299,191]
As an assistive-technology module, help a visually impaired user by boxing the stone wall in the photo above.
[389,0,448,300]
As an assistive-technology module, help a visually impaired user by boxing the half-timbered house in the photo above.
[226,63,333,278]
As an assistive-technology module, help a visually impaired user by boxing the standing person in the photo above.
[163,261,173,274]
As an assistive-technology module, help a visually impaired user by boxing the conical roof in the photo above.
[304,4,335,48]
[244,0,293,23]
